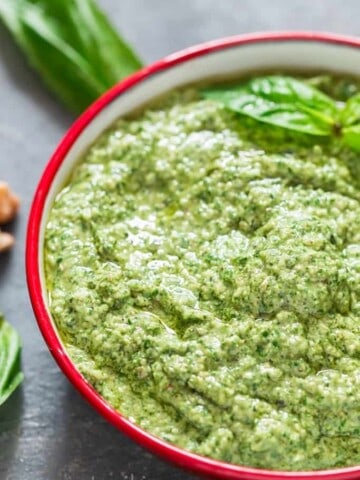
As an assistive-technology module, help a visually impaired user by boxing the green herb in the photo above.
[0,314,23,406]
[341,93,360,126]
[343,125,360,151]
[202,76,360,151]
[0,0,143,113]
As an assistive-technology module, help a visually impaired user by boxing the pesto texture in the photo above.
[45,76,360,471]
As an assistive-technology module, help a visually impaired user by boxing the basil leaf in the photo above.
[0,0,143,113]
[341,93,360,127]
[343,125,360,152]
[341,93,360,151]
[0,1,24,40]
[202,76,338,136]
[0,314,23,406]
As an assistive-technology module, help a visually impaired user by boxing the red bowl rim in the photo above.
[26,31,360,480]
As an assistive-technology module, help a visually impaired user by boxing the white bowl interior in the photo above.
[39,38,360,310]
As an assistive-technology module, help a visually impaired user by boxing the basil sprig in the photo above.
[0,314,23,406]
[202,76,360,151]
[0,0,143,113]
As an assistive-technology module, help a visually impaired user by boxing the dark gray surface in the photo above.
[0,1,359,479]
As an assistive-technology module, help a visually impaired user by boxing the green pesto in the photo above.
[45,75,360,471]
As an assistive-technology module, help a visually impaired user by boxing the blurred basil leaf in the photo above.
[0,314,23,407]
[0,0,143,113]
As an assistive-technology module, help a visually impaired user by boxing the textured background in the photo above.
[0,1,359,479]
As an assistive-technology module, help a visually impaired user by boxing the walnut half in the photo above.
[0,182,20,252]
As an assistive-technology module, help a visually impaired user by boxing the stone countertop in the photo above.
[0,1,359,479]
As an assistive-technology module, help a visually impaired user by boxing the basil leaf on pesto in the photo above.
[341,94,360,150]
[0,314,23,406]
[341,93,360,127]
[0,0,143,113]
[343,124,360,152]
[202,76,337,136]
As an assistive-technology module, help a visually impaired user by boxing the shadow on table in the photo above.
[46,381,197,480]
[0,387,24,478]
[0,247,12,288]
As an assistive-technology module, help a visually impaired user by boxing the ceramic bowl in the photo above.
[27,32,360,480]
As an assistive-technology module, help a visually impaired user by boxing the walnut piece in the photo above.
[0,182,20,225]
[0,182,20,252]
[0,231,15,252]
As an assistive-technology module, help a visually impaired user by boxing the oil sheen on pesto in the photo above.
[45,75,360,471]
